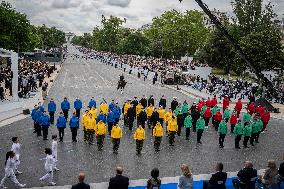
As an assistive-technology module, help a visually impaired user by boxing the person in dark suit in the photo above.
[71,173,90,189]
[204,163,227,189]
[108,167,129,189]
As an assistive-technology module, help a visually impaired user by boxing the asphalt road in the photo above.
[0,45,283,188]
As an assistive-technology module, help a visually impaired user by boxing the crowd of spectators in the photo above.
[0,59,55,101]
[72,158,284,189]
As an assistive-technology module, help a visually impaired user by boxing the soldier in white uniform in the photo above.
[39,148,56,186]
[51,135,59,171]
[11,137,22,175]
[0,151,26,188]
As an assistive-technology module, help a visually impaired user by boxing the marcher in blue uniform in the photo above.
[56,112,66,142]
[113,103,121,124]
[35,108,43,137]
[108,99,115,111]
[107,110,115,135]
[69,112,79,142]
[61,97,70,120]
[48,99,56,124]
[40,111,50,140]
[89,97,96,108]
[31,105,38,133]
[97,111,106,124]
[74,98,82,118]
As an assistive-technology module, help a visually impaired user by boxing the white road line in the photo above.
[62,70,68,88]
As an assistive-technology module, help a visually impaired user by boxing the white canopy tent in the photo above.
[0,48,19,101]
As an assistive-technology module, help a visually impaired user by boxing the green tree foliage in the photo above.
[72,11,210,58]
[0,1,66,52]
[198,0,284,74]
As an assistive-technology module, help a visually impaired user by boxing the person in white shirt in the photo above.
[0,151,26,188]
[11,137,22,175]
[51,135,59,171]
[39,148,56,186]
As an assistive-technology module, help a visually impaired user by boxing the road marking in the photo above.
[62,69,68,87]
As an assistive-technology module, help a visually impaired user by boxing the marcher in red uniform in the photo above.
[214,110,222,131]
[197,99,205,112]
[261,109,270,132]
[223,96,230,112]
[205,97,211,108]
[235,98,243,118]
[248,102,255,115]
[255,105,265,117]
[211,95,218,108]
[203,107,212,127]
[230,111,238,133]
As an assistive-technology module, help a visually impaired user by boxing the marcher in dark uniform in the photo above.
[137,109,147,128]
[159,95,167,109]
[131,97,138,115]
[191,104,200,132]
[127,104,136,131]
[177,111,183,136]
[140,95,147,108]
[150,108,159,129]
[148,95,155,107]
[171,97,178,111]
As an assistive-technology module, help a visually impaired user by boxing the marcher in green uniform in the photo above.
[181,101,189,121]
[243,111,251,125]
[184,113,192,140]
[255,116,263,143]
[243,123,252,148]
[211,105,218,125]
[233,119,244,149]
[200,105,207,116]
[218,119,227,148]
[196,117,205,144]
[174,104,182,117]
[250,117,258,146]
[223,107,231,123]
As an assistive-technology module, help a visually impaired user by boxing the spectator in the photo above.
[204,162,227,189]
[71,173,90,189]
[233,161,257,189]
[178,164,193,189]
[108,167,129,189]
[147,168,161,189]
[262,160,278,188]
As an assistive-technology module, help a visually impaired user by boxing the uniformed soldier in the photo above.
[111,124,122,154]
[218,119,228,148]
[134,125,145,155]
[167,115,178,146]
[95,120,107,151]
[233,119,244,149]
[153,122,163,152]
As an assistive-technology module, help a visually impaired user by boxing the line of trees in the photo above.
[72,0,284,74]
[0,1,66,52]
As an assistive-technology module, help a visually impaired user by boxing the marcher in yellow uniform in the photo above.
[85,114,96,145]
[95,120,107,151]
[81,110,89,141]
[99,102,108,115]
[123,100,131,127]
[167,115,178,146]
[153,122,163,152]
[157,106,166,126]
[146,104,154,128]
[134,125,145,155]
[164,108,173,126]
[136,103,143,117]
[89,107,98,120]
[111,124,122,154]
